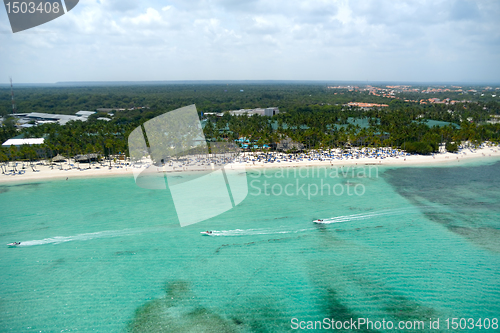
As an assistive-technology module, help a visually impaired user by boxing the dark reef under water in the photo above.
[126,162,500,332]
[385,161,500,253]
[128,281,289,333]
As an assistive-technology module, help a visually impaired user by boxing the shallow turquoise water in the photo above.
[1,160,499,332]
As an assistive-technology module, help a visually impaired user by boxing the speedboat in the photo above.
[312,219,324,223]
[7,242,21,247]
[200,231,214,236]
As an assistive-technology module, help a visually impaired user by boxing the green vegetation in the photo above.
[445,142,459,153]
[0,117,17,144]
[1,83,499,161]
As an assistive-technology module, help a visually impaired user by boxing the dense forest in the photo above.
[0,83,499,161]
[0,83,397,116]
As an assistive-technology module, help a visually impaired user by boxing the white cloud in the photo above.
[127,8,163,25]
[0,0,499,83]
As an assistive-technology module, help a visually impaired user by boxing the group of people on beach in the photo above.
[136,147,412,171]
[1,142,499,177]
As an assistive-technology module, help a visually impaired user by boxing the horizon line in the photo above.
[1,79,500,87]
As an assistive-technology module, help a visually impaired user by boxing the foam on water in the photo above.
[15,229,139,246]
[13,225,172,247]
[315,207,416,224]
[207,226,314,237]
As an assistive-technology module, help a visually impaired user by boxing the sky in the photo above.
[1,0,499,84]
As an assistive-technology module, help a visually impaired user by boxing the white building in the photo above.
[226,107,279,117]
[265,107,279,116]
[75,111,96,117]
[228,108,265,116]
[13,111,94,126]
[2,138,45,147]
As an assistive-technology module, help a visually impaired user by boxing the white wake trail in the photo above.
[15,227,158,247]
[316,208,416,224]
[208,227,313,237]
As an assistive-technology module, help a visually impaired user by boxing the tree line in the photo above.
[1,84,499,161]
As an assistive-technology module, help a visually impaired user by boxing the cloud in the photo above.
[126,8,163,25]
[0,0,499,83]
[100,0,140,13]
[449,0,480,21]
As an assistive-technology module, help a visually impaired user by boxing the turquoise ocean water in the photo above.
[1,159,500,332]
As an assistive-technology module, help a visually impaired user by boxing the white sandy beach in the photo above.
[1,145,499,183]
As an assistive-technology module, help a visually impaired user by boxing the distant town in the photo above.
[328,84,499,105]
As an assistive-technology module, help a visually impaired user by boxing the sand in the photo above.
[1,146,499,184]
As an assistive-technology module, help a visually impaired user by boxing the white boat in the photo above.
[7,242,21,247]
[200,231,214,236]
[312,219,325,223]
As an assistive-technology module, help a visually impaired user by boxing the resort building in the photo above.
[228,108,265,116]
[75,111,96,117]
[265,107,279,116]
[12,111,96,126]
[487,115,500,124]
[2,138,45,147]
[225,107,280,117]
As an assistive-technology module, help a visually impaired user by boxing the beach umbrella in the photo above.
[75,154,100,162]
[52,154,67,162]
[51,154,67,170]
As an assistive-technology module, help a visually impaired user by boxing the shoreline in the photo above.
[1,146,499,184]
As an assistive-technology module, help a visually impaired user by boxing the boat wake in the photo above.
[206,209,418,236]
[14,209,419,246]
[13,227,162,247]
[315,208,416,224]
[206,227,313,237]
